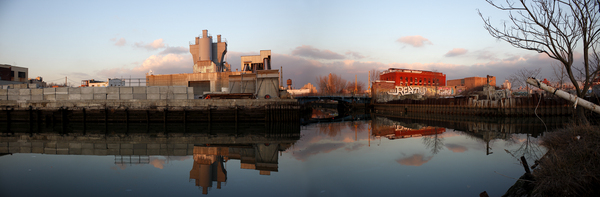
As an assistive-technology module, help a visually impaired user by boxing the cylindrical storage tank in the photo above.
[199,37,212,61]
[263,58,270,70]
[287,79,292,86]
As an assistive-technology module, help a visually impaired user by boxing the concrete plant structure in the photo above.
[190,30,230,73]
[147,30,282,99]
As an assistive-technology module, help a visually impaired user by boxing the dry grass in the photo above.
[534,125,600,196]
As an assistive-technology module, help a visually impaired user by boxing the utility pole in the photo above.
[355,74,358,93]
[368,71,371,92]
[65,77,67,87]
[527,78,600,114]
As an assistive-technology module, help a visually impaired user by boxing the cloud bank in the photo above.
[291,45,345,59]
[97,53,192,78]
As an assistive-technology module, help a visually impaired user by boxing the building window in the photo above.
[18,72,25,78]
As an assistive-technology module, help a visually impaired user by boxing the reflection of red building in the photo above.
[380,68,446,86]
[373,125,445,140]
[391,126,445,139]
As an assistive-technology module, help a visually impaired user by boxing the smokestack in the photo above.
[217,35,221,43]
[202,30,208,38]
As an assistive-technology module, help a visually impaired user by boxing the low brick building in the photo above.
[447,76,496,90]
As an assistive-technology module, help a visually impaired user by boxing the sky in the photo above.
[0,0,565,88]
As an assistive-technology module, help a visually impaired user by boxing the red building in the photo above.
[380,68,446,86]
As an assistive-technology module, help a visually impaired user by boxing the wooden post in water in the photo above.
[183,109,187,124]
[520,156,531,174]
[208,106,211,122]
[82,108,86,132]
[28,106,32,123]
[163,108,168,124]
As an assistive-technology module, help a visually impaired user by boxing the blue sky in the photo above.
[0,0,559,88]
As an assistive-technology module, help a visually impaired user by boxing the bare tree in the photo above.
[479,0,600,123]
[369,69,381,83]
[346,81,366,94]
[422,131,444,155]
[316,73,348,94]
[508,68,542,93]
[551,63,568,89]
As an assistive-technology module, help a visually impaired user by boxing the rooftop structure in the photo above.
[0,64,28,84]
[380,68,446,87]
[241,50,271,72]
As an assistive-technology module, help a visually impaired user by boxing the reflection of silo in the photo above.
[199,164,213,194]
[199,30,212,61]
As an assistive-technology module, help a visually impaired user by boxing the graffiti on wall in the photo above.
[387,86,457,96]
[437,87,454,96]
[388,86,427,96]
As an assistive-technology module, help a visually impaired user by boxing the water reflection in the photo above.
[0,122,299,195]
[0,113,566,196]
[370,112,566,162]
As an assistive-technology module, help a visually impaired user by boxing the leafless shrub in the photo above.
[534,125,600,196]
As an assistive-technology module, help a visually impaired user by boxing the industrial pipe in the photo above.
[526,78,600,114]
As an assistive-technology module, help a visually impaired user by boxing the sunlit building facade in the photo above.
[379,68,446,87]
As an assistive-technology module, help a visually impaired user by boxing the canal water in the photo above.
[0,113,563,196]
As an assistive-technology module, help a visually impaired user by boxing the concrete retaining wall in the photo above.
[0,86,194,102]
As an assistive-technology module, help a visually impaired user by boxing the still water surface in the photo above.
[0,115,554,196]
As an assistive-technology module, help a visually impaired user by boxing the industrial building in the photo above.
[81,78,125,87]
[447,76,496,90]
[379,68,446,87]
[0,64,28,84]
[146,30,281,99]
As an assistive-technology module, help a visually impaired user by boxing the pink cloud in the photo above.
[396,154,433,166]
[135,38,166,50]
[150,158,166,169]
[445,144,468,153]
[396,35,433,47]
[110,37,127,46]
[445,48,468,57]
